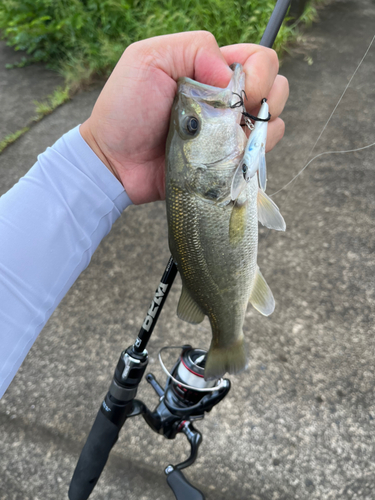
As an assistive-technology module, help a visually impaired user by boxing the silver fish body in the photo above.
[165,64,282,380]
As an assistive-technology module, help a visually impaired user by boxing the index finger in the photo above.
[220,44,279,110]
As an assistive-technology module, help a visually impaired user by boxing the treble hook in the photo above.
[231,94,271,130]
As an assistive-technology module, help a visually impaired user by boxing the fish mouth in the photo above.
[177,63,245,109]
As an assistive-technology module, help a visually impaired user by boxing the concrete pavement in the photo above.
[1,1,375,498]
[0,41,64,143]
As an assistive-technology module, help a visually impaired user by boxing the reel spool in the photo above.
[171,347,217,405]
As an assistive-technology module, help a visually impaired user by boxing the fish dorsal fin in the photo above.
[249,266,275,316]
[229,199,247,246]
[177,284,205,324]
[257,189,286,231]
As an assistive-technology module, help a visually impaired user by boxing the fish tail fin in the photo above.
[204,335,247,381]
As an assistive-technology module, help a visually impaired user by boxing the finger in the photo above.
[265,117,285,152]
[127,31,233,88]
[267,75,289,120]
[220,44,279,110]
[248,74,289,122]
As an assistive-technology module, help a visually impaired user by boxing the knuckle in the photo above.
[125,40,141,55]
[126,41,158,68]
[196,30,217,46]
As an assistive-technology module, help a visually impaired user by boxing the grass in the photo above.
[0,127,30,153]
[0,0,324,153]
[0,86,70,154]
[33,86,70,118]
[0,0,322,91]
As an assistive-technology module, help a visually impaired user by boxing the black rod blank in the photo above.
[68,2,292,498]
[260,0,291,48]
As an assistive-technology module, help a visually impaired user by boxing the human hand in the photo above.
[80,31,289,205]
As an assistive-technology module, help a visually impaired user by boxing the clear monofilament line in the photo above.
[270,33,375,197]
[270,142,375,196]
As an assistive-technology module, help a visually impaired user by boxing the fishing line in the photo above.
[269,33,375,197]
[232,92,271,122]
[270,142,375,196]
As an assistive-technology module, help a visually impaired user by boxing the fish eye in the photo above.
[185,116,199,135]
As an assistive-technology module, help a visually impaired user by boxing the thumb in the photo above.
[129,31,233,89]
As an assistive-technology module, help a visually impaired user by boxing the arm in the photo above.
[0,31,288,399]
[0,127,131,399]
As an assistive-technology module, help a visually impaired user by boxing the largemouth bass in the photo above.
[165,64,285,380]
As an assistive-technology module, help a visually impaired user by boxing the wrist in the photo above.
[79,121,122,185]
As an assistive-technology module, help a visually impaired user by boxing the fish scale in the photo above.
[166,64,284,380]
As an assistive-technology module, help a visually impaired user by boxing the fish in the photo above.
[165,63,285,380]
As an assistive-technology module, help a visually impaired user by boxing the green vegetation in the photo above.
[0,0,321,152]
[0,127,30,153]
[0,0,319,89]
[34,86,70,118]
[0,86,70,154]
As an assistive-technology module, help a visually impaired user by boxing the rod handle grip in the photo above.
[68,409,120,500]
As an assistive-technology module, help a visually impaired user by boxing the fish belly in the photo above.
[167,177,258,379]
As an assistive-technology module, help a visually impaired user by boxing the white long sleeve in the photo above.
[0,126,132,399]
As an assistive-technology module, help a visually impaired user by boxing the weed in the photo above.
[0,127,30,153]
[34,86,70,119]
[0,0,310,89]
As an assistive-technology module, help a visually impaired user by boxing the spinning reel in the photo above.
[68,258,230,500]
[68,5,291,496]
[132,345,230,499]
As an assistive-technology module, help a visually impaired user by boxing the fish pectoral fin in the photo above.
[249,266,275,316]
[177,285,205,324]
[229,199,247,246]
[257,188,286,231]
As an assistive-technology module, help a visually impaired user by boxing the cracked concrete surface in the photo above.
[0,41,64,143]
[1,0,375,499]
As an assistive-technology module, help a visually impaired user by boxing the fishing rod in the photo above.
[68,1,291,499]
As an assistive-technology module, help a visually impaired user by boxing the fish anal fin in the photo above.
[177,285,205,324]
[257,188,286,231]
[229,200,247,246]
[249,266,275,316]
[204,335,247,381]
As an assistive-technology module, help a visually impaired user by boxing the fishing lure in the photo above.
[231,99,270,201]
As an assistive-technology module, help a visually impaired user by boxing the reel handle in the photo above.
[166,467,205,500]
